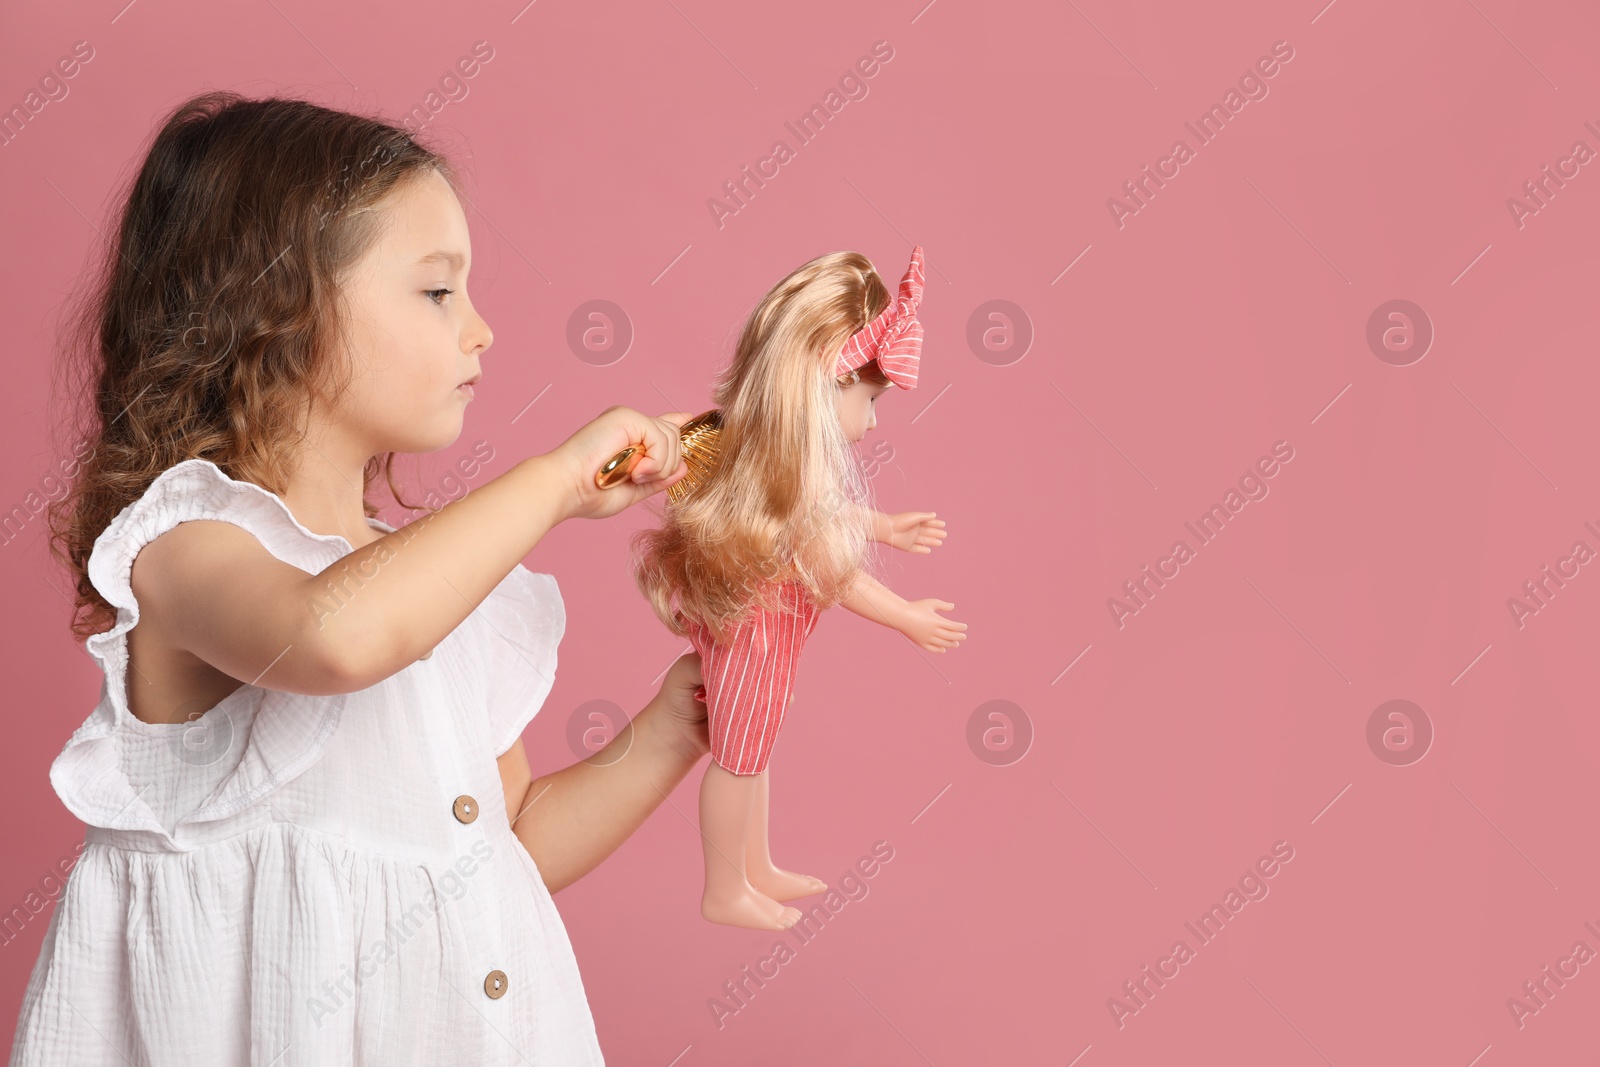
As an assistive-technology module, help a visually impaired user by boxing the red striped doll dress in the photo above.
[678,580,821,776]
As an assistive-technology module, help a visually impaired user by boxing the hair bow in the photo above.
[834,245,924,390]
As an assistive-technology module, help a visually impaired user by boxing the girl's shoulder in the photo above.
[94,457,375,576]
[92,453,561,634]
[83,457,393,711]
[82,456,385,694]
[59,456,567,851]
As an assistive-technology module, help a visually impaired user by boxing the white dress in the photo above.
[8,458,606,1066]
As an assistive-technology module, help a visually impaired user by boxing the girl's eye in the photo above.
[425,288,454,305]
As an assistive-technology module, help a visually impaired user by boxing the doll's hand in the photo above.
[899,598,968,653]
[884,511,947,554]
[651,652,710,762]
[553,406,692,521]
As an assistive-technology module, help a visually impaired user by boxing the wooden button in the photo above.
[452,795,479,824]
[418,647,434,660]
[484,969,508,999]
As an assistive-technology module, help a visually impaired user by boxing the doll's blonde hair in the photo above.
[632,251,894,644]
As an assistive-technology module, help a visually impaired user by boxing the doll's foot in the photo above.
[701,885,803,931]
[746,864,828,903]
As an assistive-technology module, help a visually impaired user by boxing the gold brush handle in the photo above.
[594,447,640,489]
[594,409,723,490]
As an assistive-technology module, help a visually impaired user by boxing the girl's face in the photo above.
[327,168,493,454]
[836,374,893,443]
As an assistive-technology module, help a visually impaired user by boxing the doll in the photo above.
[630,246,968,930]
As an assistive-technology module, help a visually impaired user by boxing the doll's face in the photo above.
[836,375,894,442]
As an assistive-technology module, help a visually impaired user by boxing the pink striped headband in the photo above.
[834,245,924,390]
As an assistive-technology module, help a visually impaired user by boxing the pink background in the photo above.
[4,0,1599,1062]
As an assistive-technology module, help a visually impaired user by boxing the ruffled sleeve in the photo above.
[474,564,566,758]
[54,458,362,852]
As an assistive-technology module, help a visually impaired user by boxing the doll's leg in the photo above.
[699,761,802,930]
[744,768,828,902]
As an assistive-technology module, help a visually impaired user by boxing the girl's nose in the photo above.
[467,310,493,355]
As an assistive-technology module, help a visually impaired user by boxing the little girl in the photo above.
[10,92,707,1066]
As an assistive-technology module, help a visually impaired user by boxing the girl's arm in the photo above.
[496,653,709,893]
[840,571,967,653]
[134,408,688,695]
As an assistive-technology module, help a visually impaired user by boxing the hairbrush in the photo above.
[594,408,724,505]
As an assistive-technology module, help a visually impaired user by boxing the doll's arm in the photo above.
[876,511,947,553]
[844,503,949,553]
[840,571,967,653]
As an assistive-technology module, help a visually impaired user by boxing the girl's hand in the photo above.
[900,598,967,653]
[650,651,709,762]
[883,511,947,553]
[553,406,691,520]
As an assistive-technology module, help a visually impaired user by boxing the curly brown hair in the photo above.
[44,91,457,642]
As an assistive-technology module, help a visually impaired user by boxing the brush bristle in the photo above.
[666,409,724,505]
